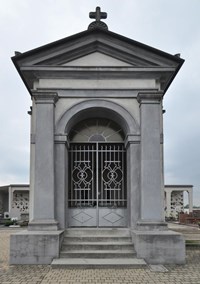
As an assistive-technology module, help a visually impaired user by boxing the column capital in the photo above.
[32,91,58,104]
[54,134,69,146]
[137,91,164,104]
[165,188,173,194]
[125,134,140,148]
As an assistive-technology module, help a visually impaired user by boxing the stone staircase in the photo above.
[51,228,147,268]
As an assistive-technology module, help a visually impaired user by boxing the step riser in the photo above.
[52,264,146,269]
[61,229,134,258]
[60,252,136,258]
[51,258,147,269]
[62,244,134,250]
[63,237,132,242]
[65,229,131,237]
[51,229,147,268]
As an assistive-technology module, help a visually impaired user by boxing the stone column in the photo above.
[0,193,3,214]
[125,134,140,229]
[28,92,58,231]
[8,186,12,214]
[166,189,172,218]
[137,92,165,228]
[55,134,68,229]
[188,189,193,213]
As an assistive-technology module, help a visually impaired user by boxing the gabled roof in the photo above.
[12,27,184,95]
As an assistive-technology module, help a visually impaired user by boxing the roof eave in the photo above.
[11,27,185,95]
[162,57,184,94]
[11,56,33,96]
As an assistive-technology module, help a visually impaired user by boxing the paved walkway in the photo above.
[0,226,200,284]
[168,222,200,241]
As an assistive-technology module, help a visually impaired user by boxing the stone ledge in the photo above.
[28,219,59,231]
[51,258,147,269]
[136,221,168,231]
[132,229,185,264]
[10,230,64,265]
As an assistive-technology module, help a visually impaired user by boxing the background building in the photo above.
[0,184,29,220]
[164,185,193,219]
[1,184,193,221]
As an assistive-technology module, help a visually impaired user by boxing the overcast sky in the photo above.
[0,0,200,205]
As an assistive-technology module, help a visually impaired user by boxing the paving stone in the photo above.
[1,228,200,283]
[149,265,168,272]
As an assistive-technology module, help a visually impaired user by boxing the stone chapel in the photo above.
[10,7,185,266]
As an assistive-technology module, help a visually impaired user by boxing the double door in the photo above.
[68,143,127,227]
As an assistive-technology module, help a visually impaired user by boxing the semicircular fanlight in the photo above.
[69,118,124,142]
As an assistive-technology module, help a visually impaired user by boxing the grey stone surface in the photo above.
[55,138,67,229]
[29,93,59,230]
[132,229,185,264]
[136,221,168,230]
[149,264,168,272]
[51,258,147,269]
[56,99,140,135]
[28,219,59,231]
[1,228,200,283]
[138,92,164,222]
[10,230,64,264]
[127,143,140,228]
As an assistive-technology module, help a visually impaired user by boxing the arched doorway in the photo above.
[68,118,127,227]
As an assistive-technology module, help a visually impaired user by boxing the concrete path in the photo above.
[168,222,200,241]
[0,226,200,284]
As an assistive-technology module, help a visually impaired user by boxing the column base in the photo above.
[137,220,168,231]
[10,230,64,264]
[28,219,59,231]
[132,220,185,264]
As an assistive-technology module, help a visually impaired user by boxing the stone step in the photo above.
[65,228,131,237]
[62,242,134,251]
[51,258,147,269]
[51,228,144,268]
[63,236,132,242]
[60,250,136,258]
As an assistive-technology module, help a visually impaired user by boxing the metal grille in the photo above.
[69,143,126,208]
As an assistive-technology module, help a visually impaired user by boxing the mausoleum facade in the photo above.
[10,8,185,265]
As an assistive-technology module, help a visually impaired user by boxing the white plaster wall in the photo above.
[164,186,193,219]
[29,100,36,221]
[170,191,184,219]
[0,194,3,213]
[10,190,29,220]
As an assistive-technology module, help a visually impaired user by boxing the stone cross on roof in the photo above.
[89,7,107,22]
[88,7,108,30]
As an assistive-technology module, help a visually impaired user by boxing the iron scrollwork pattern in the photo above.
[102,161,123,190]
[72,161,93,190]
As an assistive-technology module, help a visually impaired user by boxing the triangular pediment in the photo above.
[12,28,184,94]
[61,52,132,67]
[13,29,183,68]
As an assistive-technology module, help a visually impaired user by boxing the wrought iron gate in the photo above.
[68,143,127,227]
